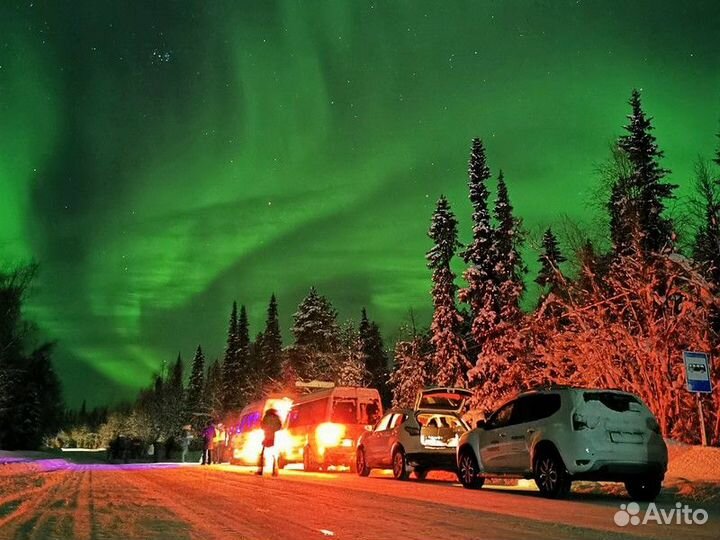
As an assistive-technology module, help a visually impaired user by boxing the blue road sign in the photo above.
[683,351,712,393]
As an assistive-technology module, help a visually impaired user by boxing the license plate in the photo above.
[610,431,643,444]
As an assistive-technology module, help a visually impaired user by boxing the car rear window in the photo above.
[583,392,640,412]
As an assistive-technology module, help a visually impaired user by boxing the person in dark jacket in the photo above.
[257,408,283,476]
[201,420,216,465]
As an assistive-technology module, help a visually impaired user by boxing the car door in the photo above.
[478,400,515,472]
[505,393,562,472]
[508,393,562,472]
[364,413,393,466]
[385,413,406,464]
[502,395,535,472]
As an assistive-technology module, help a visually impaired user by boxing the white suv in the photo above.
[457,387,668,500]
[356,387,471,480]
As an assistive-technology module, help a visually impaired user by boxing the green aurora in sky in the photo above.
[1,1,718,406]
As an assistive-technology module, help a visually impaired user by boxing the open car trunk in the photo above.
[417,413,467,448]
[414,387,472,413]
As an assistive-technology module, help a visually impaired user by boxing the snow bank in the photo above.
[666,441,720,482]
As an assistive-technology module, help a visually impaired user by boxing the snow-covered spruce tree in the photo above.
[492,171,526,305]
[535,227,566,298]
[359,309,389,400]
[615,89,677,254]
[458,138,498,393]
[427,195,468,387]
[185,345,205,429]
[290,287,341,381]
[335,321,369,387]
[469,171,528,412]
[389,328,431,408]
[260,294,284,386]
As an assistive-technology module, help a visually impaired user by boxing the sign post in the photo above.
[683,351,712,447]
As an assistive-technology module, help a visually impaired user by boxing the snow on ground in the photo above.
[0,445,718,539]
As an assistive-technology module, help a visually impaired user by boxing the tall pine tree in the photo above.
[614,89,677,253]
[335,321,369,387]
[292,288,340,351]
[427,196,467,387]
[535,227,566,295]
[492,170,525,302]
[290,287,341,381]
[389,320,431,408]
[205,359,224,422]
[165,353,185,439]
[459,138,498,368]
[692,135,720,285]
[222,302,242,411]
[186,345,205,428]
[359,309,389,400]
[260,294,283,384]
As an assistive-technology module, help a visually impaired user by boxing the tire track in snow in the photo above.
[0,468,74,540]
[84,468,190,540]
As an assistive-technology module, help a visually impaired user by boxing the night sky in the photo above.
[1,1,718,407]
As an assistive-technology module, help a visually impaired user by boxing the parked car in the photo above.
[457,387,668,500]
[356,387,471,480]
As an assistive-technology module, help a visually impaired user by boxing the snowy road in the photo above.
[1,460,718,540]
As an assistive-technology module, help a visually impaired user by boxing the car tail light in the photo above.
[316,423,345,448]
[572,413,589,430]
[646,417,661,434]
[404,425,420,436]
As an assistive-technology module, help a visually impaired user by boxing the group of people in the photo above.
[200,408,282,476]
[199,421,228,465]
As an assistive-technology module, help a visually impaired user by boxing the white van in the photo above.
[281,386,383,472]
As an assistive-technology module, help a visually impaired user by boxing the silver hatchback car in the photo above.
[357,387,471,480]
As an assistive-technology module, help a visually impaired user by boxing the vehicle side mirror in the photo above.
[475,419,486,430]
[364,425,373,432]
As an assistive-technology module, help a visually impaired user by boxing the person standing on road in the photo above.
[201,420,216,465]
[180,427,193,463]
[215,423,226,464]
[257,408,282,476]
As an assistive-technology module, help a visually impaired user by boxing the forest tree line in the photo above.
[392,89,720,445]
[3,89,719,450]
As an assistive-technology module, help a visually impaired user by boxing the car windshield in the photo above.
[583,391,640,413]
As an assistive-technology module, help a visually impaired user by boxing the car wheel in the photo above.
[458,450,484,489]
[534,449,571,499]
[277,454,287,470]
[413,467,428,481]
[392,449,409,480]
[625,475,662,501]
[303,446,319,472]
[356,448,370,477]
